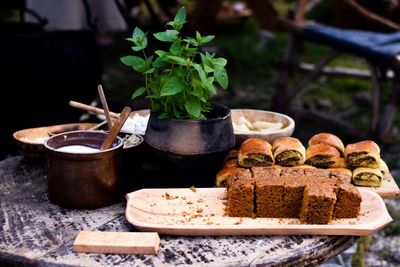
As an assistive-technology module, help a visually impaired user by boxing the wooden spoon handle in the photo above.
[100,106,131,150]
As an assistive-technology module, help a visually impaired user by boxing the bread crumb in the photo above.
[197,208,203,213]
[186,201,193,205]
[190,186,197,192]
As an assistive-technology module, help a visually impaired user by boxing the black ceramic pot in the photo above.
[144,103,235,187]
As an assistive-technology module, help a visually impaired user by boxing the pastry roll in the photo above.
[272,137,306,166]
[352,167,383,186]
[338,158,347,168]
[345,140,380,168]
[238,138,274,167]
[224,150,238,161]
[305,144,340,168]
[379,158,389,177]
[216,167,245,187]
[309,133,345,157]
[221,159,240,169]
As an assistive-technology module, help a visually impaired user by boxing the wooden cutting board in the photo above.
[356,173,400,199]
[125,188,392,236]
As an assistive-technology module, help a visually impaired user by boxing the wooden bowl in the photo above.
[13,123,97,161]
[231,109,295,145]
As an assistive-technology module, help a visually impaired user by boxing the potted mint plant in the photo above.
[121,7,235,186]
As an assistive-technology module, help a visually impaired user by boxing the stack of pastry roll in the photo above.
[216,150,243,187]
[272,137,306,166]
[345,140,385,186]
[238,138,274,167]
[305,133,344,168]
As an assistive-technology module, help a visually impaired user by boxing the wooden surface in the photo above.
[73,231,160,254]
[0,156,358,266]
[125,188,392,236]
[357,173,400,199]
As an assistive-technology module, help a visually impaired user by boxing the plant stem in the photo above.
[145,73,154,106]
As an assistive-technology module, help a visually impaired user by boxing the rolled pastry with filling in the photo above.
[221,159,240,169]
[224,150,238,161]
[345,140,380,168]
[216,167,246,187]
[238,138,274,167]
[379,158,389,177]
[272,137,306,166]
[305,144,340,168]
[309,133,345,157]
[352,167,383,186]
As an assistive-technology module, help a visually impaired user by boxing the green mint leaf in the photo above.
[155,50,168,58]
[158,112,170,119]
[153,57,169,67]
[143,68,155,74]
[167,55,188,66]
[184,98,201,118]
[132,27,146,41]
[153,30,179,42]
[120,56,148,72]
[215,68,228,89]
[131,87,146,99]
[204,64,214,73]
[169,41,181,56]
[198,35,215,46]
[193,63,207,84]
[213,57,227,67]
[174,7,186,27]
[183,37,198,46]
[196,31,201,41]
[161,76,185,96]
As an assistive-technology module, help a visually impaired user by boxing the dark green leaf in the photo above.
[167,55,187,66]
[215,68,228,89]
[120,56,148,72]
[169,41,181,56]
[184,98,201,118]
[132,27,146,41]
[153,57,169,67]
[143,68,155,74]
[131,87,146,99]
[153,30,179,42]
[158,112,169,119]
[193,64,207,84]
[155,50,168,58]
[161,76,185,96]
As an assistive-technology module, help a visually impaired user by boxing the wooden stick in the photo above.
[73,231,160,254]
[88,120,109,131]
[98,84,113,130]
[69,100,120,119]
[101,106,131,150]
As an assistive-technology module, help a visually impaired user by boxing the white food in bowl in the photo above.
[233,115,283,133]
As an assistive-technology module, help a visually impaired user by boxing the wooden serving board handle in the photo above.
[73,231,160,254]
[100,106,131,150]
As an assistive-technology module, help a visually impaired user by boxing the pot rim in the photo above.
[150,102,231,124]
[44,130,123,155]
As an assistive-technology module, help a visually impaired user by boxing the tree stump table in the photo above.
[0,156,357,266]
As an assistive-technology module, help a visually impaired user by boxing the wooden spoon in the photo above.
[100,106,131,150]
[98,84,113,130]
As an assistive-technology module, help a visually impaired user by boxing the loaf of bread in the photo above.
[272,137,306,166]
[238,138,274,167]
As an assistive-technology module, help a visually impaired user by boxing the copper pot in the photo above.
[44,130,123,209]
